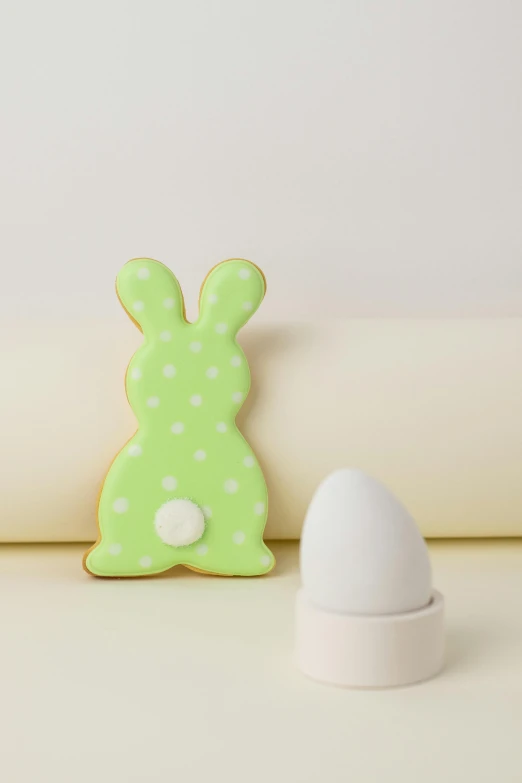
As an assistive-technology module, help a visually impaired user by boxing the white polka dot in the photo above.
[163,364,176,378]
[194,449,206,461]
[260,554,271,567]
[159,330,172,342]
[139,556,152,569]
[108,543,122,556]
[232,391,244,404]
[147,396,160,408]
[128,444,142,457]
[137,267,150,280]
[216,422,227,433]
[254,502,265,516]
[190,341,202,353]
[161,476,177,491]
[208,293,218,304]
[112,498,129,514]
[190,394,202,407]
[206,366,219,379]
[243,455,255,468]
[201,506,212,520]
[224,479,239,494]
[215,322,228,334]
[163,297,175,310]
[232,531,246,545]
[238,268,251,280]
[230,355,241,367]
[131,368,142,381]
[196,543,208,555]
[171,421,184,434]
[242,301,253,311]
[133,300,144,312]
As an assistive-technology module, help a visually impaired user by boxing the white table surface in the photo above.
[1,541,521,782]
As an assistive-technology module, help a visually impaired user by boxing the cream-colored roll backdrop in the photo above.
[1,319,521,541]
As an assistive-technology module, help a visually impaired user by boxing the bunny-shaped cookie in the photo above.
[84,258,274,577]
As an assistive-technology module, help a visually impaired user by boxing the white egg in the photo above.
[300,469,432,616]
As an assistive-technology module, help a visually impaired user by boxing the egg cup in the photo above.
[296,469,445,688]
[296,588,444,688]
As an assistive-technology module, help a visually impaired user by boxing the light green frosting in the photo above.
[84,258,274,577]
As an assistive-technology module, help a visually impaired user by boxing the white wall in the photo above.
[1,0,521,323]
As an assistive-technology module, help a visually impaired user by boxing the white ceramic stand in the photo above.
[296,589,445,688]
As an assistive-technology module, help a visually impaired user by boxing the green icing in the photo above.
[84,258,274,577]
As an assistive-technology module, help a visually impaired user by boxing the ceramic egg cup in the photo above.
[296,470,445,688]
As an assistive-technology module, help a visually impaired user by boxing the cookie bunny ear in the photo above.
[198,259,266,335]
[116,258,186,336]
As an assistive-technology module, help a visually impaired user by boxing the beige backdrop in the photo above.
[1,319,521,541]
